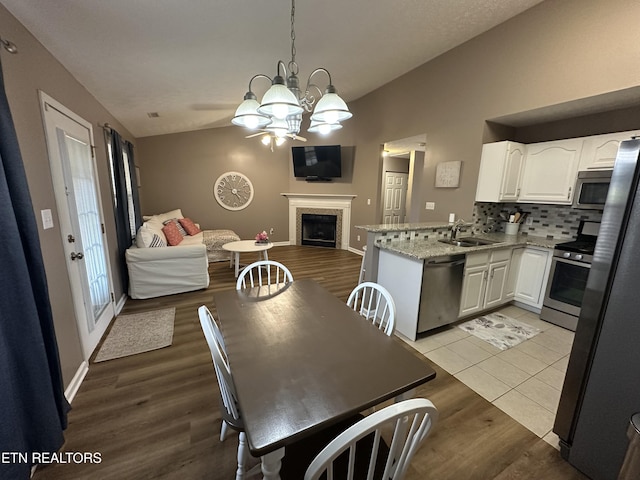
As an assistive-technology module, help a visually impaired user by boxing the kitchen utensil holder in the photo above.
[505,223,520,235]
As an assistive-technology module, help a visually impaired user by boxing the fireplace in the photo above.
[282,193,356,250]
[301,214,337,248]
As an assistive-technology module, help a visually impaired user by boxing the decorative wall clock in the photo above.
[213,171,254,210]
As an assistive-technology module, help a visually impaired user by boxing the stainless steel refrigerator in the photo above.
[554,138,640,479]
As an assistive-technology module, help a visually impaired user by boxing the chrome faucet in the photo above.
[450,218,466,240]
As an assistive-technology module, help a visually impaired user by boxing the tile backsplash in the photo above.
[473,202,603,240]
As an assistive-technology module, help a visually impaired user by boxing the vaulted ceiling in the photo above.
[1,0,545,138]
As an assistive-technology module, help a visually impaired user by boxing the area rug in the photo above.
[94,307,175,362]
[457,312,540,350]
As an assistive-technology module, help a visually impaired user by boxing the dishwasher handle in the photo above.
[424,258,465,268]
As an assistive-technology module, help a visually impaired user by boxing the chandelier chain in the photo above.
[231,0,351,143]
[290,0,296,66]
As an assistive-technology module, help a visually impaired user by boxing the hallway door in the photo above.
[383,172,408,225]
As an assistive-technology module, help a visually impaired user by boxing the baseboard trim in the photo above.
[115,293,127,315]
[348,246,365,256]
[271,241,290,247]
[64,360,89,404]
[512,300,542,315]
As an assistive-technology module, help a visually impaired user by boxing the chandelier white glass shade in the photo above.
[231,0,352,144]
[308,119,343,135]
[230,90,271,130]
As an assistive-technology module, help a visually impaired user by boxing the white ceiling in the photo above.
[1,0,545,138]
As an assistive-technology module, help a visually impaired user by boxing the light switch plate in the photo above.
[41,209,54,229]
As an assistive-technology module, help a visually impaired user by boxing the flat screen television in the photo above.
[292,145,342,180]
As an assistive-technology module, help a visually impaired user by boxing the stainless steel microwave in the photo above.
[573,170,612,209]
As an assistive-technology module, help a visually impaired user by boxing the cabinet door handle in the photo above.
[516,188,520,197]
[568,186,572,199]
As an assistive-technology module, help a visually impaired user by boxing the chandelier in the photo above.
[231,0,352,147]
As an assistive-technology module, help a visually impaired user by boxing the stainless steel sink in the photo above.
[438,237,499,247]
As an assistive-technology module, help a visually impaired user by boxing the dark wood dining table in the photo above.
[213,278,436,479]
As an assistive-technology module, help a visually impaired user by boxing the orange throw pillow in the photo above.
[161,221,183,246]
[179,217,202,236]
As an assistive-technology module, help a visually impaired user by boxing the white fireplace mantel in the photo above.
[281,193,357,249]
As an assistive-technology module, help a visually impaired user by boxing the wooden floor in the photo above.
[34,246,587,480]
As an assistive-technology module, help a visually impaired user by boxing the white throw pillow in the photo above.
[145,209,184,226]
[135,223,167,248]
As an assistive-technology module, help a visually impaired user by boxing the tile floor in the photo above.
[400,304,574,451]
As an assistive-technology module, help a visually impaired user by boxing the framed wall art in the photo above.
[435,161,461,188]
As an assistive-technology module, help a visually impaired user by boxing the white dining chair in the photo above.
[303,398,438,480]
[198,306,260,480]
[236,260,293,290]
[198,306,232,442]
[347,282,396,336]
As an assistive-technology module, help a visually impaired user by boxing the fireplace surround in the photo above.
[282,193,356,250]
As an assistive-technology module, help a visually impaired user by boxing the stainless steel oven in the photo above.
[540,221,599,331]
[573,170,611,209]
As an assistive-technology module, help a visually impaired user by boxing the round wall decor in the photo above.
[213,171,254,211]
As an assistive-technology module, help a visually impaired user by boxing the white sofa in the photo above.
[126,209,240,299]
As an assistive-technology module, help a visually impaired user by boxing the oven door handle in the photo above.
[552,256,592,269]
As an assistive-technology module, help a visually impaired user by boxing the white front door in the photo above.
[41,92,115,360]
[383,172,408,225]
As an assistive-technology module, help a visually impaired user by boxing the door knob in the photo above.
[70,252,84,260]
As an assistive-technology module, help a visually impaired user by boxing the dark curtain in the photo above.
[0,59,69,478]
[106,129,141,292]
[124,140,142,232]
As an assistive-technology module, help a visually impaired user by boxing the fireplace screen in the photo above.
[301,214,337,248]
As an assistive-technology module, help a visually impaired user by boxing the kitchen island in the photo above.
[355,223,559,340]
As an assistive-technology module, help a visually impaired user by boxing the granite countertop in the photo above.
[355,222,469,232]
[376,232,561,260]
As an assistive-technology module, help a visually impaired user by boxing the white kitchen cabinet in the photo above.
[475,141,526,202]
[459,262,487,317]
[504,247,524,299]
[578,130,640,171]
[514,246,552,310]
[459,248,512,318]
[519,139,583,204]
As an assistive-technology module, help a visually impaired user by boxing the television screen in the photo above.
[292,145,342,179]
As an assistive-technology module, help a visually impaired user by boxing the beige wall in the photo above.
[350,0,640,232]
[136,120,357,242]
[137,0,640,251]
[3,0,640,386]
[0,3,136,386]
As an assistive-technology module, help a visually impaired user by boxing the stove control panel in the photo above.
[554,249,593,263]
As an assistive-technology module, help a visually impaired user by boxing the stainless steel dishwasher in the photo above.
[417,254,465,333]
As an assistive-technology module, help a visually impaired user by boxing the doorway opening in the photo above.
[381,134,426,224]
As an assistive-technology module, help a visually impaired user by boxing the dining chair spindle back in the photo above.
[347,282,396,336]
[304,398,438,480]
[236,260,293,290]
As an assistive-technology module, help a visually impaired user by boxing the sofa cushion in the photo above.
[136,223,167,248]
[163,218,187,236]
[179,217,202,236]
[162,222,184,246]
[149,233,166,247]
[143,209,184,224]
